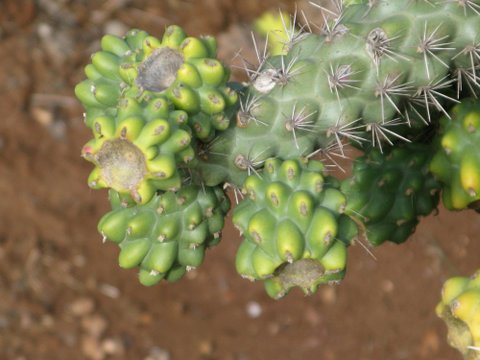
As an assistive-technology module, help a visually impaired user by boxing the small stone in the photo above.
[31,107,53,127]
[319,286,337,305]
[381,279,394,293]
[82,336,105,360]
[69,298,95,317]
[41,314,54,328]
[418,329,440,357]
[81,314,108,338]
[198,339,215,356]
[98,283,120,299]
[101,337,125,356]
[103,20,129,37]
[246,301,262,319]
[144,347,171,360]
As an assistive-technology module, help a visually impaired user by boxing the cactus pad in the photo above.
[437,270,480,360]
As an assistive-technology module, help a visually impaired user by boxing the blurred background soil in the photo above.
[0,1,479,359]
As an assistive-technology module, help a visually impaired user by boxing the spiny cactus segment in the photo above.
[193,0,480,188]
[75,0,480,302]
[437,270,480,360]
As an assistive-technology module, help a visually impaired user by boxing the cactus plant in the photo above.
[75,0,480,313]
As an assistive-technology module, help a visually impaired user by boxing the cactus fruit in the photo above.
[98,185,230,285]
[341,142,441,246]
[233,158,357,298]
[437,270,480,360]
[431,99,480,211]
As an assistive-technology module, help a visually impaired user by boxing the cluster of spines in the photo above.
[341,142,441,245]
[430,99,480,210]
[98,185,230,286]
[232,158,357,298]
[437,269,480,360]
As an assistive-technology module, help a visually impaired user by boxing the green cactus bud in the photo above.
[141,241,178,274]
[91,51,121,80]
[119,238,152,269]
[138,268,165,286]
[276,220,305,263]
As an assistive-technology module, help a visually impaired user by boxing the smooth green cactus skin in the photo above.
[342,142,441,245]
[98,185,230,285]
[232,158,357,299]
[437,270,480,360]
[431,99,480,210]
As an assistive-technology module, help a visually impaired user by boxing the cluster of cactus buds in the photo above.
[233,158,357,298]
[75,1,480,354]
[437,270,480,360]
[99,186,230,285]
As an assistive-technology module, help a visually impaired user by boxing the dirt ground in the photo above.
[1,1,479,359]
